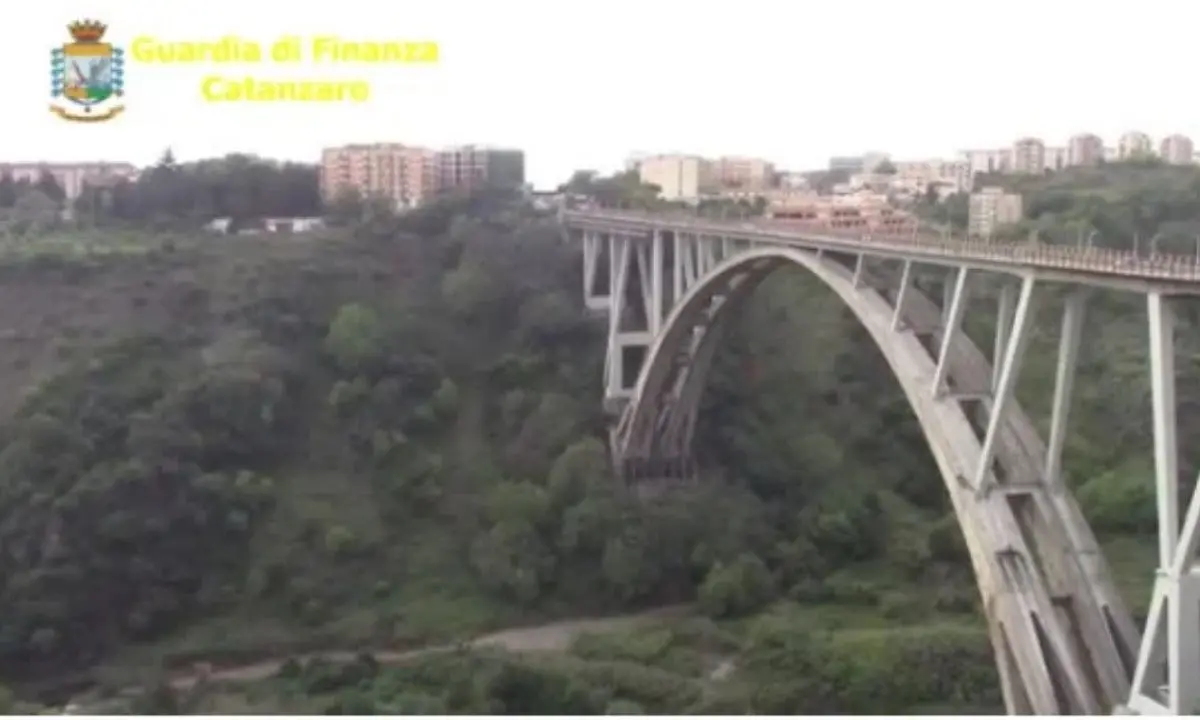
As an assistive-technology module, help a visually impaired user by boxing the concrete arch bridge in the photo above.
[560,208,1200,715]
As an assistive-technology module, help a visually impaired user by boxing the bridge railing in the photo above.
[565,210,1200,283]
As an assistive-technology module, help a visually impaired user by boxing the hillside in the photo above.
[0,164,1188,713]
[969,160,1200,249]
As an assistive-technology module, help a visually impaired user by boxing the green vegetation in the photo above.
[921,160,1200,252]
[0,162,1191,713]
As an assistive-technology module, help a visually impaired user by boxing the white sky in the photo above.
[4,0,1199,189]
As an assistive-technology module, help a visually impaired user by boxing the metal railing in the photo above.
[565,209,1200,284]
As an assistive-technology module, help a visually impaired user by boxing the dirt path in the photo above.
[172,606,688,690]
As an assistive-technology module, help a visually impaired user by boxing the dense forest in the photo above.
[0,158,1194,713]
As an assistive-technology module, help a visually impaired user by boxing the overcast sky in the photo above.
[5,0,1199,188]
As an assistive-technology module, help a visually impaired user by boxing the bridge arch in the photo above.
[613,245,1139,715]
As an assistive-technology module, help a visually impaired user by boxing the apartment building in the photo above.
[1118,131,1154,160]
[436,145,526,194]
[320,143,438,208]
[1043,146,1068,172]
[1011,138,1046,175]
[638,155,718,201]
[962,150,1010,174]
[968,187,1023,237]
[1160,134,1194,165]
[717,156,775,190]
[1067,134,1104,166]
[0,161,138,199]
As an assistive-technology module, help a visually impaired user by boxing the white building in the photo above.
[1067,134,1104,166]
[638,154,717,201]
[1160,135,1194,165]
[1043,146,1069,172]
[1011,138,1046,175]
[1118,131,1154,160]
[968,187,1023,237]
[957,149,1011,191]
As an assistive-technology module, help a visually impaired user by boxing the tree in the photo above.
[0,173,16,208]
[76,152,322,228]
[8,189,59,236]
[874,160,897,175]
[558,170,661,209]
[697,553,775,618]
[324,303,386,374]
[34,171,65,203]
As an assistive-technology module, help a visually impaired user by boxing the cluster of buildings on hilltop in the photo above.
[626,153,922,233]
[623,131,1200,237]
[833,132,1196,199]
[0,162,138,200]
[318,144,526,209]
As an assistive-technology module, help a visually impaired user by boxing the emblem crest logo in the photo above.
[50,20,125,123]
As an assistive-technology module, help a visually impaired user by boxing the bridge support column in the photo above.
[974,275,1037,495]
[649,230,664,335]
[581,231,609,311]
[932,267,970,396]
[1043,290,1086,489]
[993,282,1016,392]
[891,259,914,331]
[1127,293,1200,716]
[604,233,655,405]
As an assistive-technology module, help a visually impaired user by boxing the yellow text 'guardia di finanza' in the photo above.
[130,36,439,103]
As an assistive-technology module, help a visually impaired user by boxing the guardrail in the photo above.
[564,210,1200,284]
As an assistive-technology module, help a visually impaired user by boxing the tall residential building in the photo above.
[0,161,137,199]
[1118,131,1153,160]
[436,145,526,193]
[716,156,775,190]
[320,143,438,208]
[1011,137,1046,175]
[1043,146,1069,172]
[1160,134,1195,165]
[956,149,1011,193]
[1067,134,1104,166]
[959,148,1010,177]
[638,155,718,201]
[968,187,1023,237]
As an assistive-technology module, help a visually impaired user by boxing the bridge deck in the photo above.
[564,210,1200,294]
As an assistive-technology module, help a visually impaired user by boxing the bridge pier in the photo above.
[566,210,1200,714]
[1125,293,1200,716]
